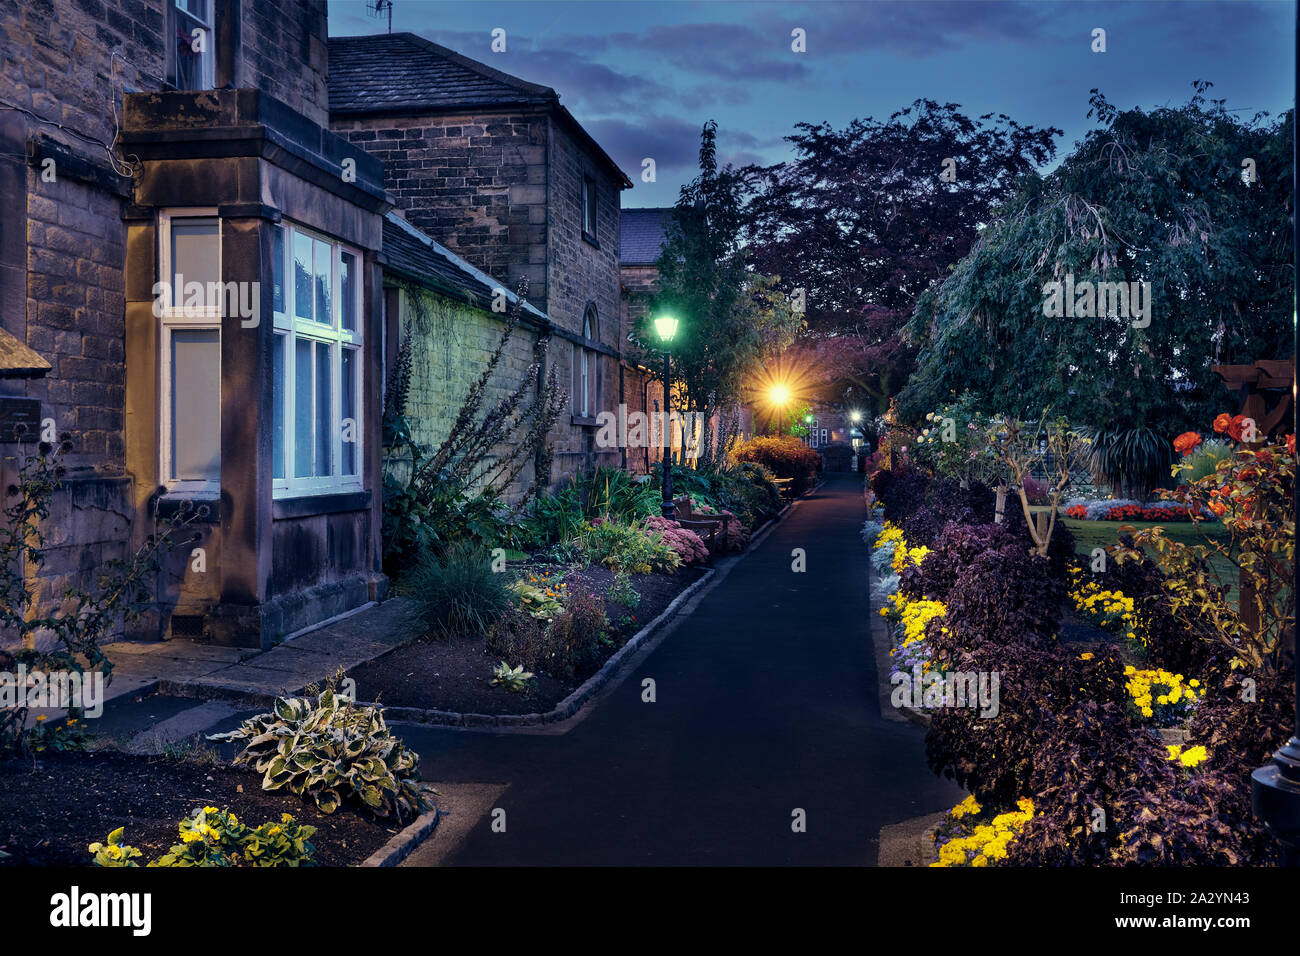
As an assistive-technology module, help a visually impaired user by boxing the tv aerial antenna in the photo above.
[366,0,393,34]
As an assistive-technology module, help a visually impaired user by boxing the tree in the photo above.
[900,84,1294,434]
[637,122,801,457]
[744,100,1061,414]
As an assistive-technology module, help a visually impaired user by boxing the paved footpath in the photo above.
[397,473,962,865]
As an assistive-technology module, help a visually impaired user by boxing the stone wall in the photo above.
[394,286,541,503]
[332,112,551,314]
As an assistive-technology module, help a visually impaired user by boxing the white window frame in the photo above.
[582,175,597,238]
[576,310,597,418]
[158,208,222,496]
[271,221,364,499]
[171,0,216,91]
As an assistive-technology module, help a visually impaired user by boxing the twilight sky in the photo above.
[326,0,1296,207]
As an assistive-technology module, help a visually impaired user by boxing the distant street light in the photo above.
[654,314,679,518]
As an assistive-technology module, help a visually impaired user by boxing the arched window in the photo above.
[576,305,598,417]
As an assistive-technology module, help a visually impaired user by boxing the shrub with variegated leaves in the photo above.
[210,686,430,822]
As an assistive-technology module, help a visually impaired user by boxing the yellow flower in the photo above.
[1079,652,1094,661]
[1180,745,1209,767]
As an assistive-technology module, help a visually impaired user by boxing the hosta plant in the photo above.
[210,687,430,822]
[489,661,535,693]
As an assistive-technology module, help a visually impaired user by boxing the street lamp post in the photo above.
[654,314,679,519]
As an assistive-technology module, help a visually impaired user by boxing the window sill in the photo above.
[571,414,600,428]
[155,492,221,523]
[582,231,600,250]
[273,489,372,519]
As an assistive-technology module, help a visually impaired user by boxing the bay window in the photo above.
[271,222,363,497]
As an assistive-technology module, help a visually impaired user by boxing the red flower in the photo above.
[1173,431,1202,457]
[1209,500,1227,517]
[1212,413,1232,434]
[1288,434,1295,456]
[1227,414,1252,442]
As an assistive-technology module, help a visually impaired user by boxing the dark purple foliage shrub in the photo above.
[940,547,1064,646]
[900,521,1025,603]
[1004,700,1175,865]
[1107,771,1266,866]
[870,466,929,523]
[900,478,997,546]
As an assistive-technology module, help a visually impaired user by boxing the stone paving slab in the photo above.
[151,597,422,702]
[125,700,241,754]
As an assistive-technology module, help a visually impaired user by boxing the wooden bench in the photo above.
[771,477,795,503]
[672,495,731,554]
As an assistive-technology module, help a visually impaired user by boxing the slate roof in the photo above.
[620,208,674,266]
[328,32,630,187]
[0,326,51,378]
[380,212,548,323]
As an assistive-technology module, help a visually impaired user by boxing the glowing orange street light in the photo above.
[769,383,792,435]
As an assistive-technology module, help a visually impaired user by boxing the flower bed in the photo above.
[0,750,397,867]
[1063,497,1207,521]
[864,438,1295,865]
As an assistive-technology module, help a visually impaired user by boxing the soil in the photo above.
[0,750,403,867]
[346,565,705,715]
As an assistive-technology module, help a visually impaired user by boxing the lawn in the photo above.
[1063,517,1239,601]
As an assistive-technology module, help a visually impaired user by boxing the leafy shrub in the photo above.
[406,542,511,638]
[1183,437,1232,483]
[574,520,681,573]
[210,685,430,822]
[489,661,535,693]
[91,809,317,868]
[724,462,782,525]
[731,435,821,494]
[900,521,1023,603]
[579,466,661,521]
[899,478,996,545]
[509,484,584,551]
[905,523,1064,645]
[869,465,930,522]
[488,589,611,679]
[606,571,641,609]
[1087,425,1174,500]
[506,569,567,620]
[547,589,612,678]
[644,515,710,564]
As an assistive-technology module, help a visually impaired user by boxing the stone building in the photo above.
[1,0,397,649]
[327,32,633,485]
[0,5,690,654]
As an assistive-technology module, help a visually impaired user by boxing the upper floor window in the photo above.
[271,222,364,498]
[170,0,216,90]
[582,175,597,242]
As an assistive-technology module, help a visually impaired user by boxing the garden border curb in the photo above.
[359,802,442,867]
[378,489,810,732]
[369,565,718,729]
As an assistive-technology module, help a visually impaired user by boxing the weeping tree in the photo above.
[900,83,1294,480]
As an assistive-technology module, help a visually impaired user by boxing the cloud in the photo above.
[583,114,704,179]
